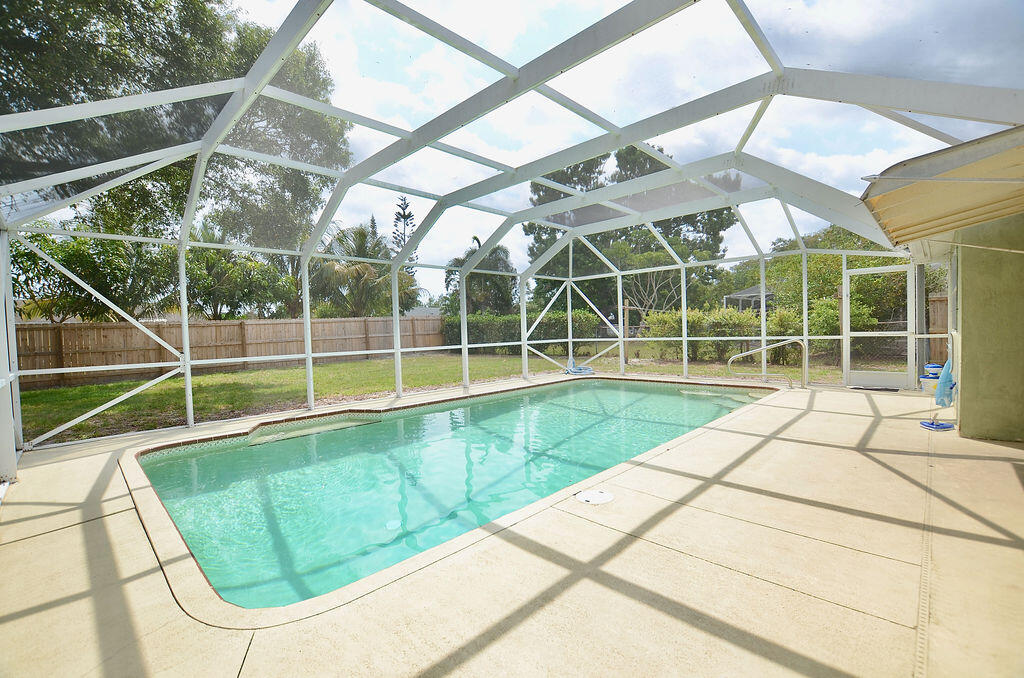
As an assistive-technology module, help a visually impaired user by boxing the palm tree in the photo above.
[444,236,517,314]
[313,218,420,317]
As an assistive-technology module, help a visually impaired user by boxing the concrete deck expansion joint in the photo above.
[0,377,1021,677]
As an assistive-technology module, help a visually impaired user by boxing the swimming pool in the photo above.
[140,379,764,609]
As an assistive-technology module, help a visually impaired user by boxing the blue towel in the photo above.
[935,359,955,408]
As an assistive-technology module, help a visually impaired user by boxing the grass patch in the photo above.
[21,348,905,445]
[21,354,560,444]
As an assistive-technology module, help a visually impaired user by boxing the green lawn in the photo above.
[21,354,560,444]
[21,348,897,445]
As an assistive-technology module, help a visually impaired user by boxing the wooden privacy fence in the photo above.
[927,295,949,364]
[16,316,444,389]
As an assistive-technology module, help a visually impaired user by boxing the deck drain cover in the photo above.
[575,489,614,505]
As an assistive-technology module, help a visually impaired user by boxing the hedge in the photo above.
[442,311,600,355]
[642,307,763,362]
[640,299,881,366]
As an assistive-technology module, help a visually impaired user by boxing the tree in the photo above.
[10,234,82,323]
[523,146,738,316]
[523,155,610,302]
[12,230,177,322]
[313,219,419,317]
[441,236,518,315]
[3,5,353,319]
[1,0,239,196]
[390,196,418,264]
[186,226,292,319]
[763,225,903,320]
[10,160,193,322]
[205,24,351,317]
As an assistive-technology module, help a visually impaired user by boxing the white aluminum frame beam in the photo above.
[179,0,335,246]
[735,96,773,153]
[365,0,708,223]
[262,85,602,205]
[1,142,203,197]
[5,146,200,228]
[444,72,777,210]
[860,106,963,146]
[734,153,890,247]
[522,185,773,278]
[781,68,1024,126]
[459,154,736,274]
[780,200,806,250]
[15,235,181,357]
[305,0,701,262]
[215,144,510,218]
[724,0,783,74]
[0,79,244,134]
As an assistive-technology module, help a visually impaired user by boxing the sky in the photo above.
[232,0,1023,297]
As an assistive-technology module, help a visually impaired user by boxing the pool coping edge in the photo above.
[118,374,784,630]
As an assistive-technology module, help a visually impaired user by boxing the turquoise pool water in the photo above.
[141,380,761,608]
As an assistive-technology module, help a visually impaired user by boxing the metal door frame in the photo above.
[842,264,916,389]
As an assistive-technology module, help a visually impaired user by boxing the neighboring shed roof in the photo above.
[725,284,773,300]
[861,126,1024,246]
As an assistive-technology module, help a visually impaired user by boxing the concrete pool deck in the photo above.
[0,375,1021,676]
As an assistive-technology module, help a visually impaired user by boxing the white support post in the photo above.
[391,266,403,397]
[759,256,767,380]
[0,228,17,480]
[725,0,783,74]
[567,240,574,363]
[1,227,22,449]
[616,274,625,374]
[801,251,809,383]
[459,271,470,389]
[301,260,314,410]
[841,254,850,385]
[177,244,194,426]
[680,266,688,378]
[519,276,529,380]
[906,265,918,390]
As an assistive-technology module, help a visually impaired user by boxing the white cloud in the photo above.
[227,0,1021,297]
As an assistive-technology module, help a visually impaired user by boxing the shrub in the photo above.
[638,307,760,363]
[807,297,877,364]
[705,307,759,360]
[640,310,684,360]
[685,308,708,360]
[441,310,599,355]
[766,307,802,364]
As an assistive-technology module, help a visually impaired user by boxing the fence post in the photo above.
[238,319,248,370]
[55,323,66,387]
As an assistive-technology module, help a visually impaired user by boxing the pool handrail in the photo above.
[726,339,807,388]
